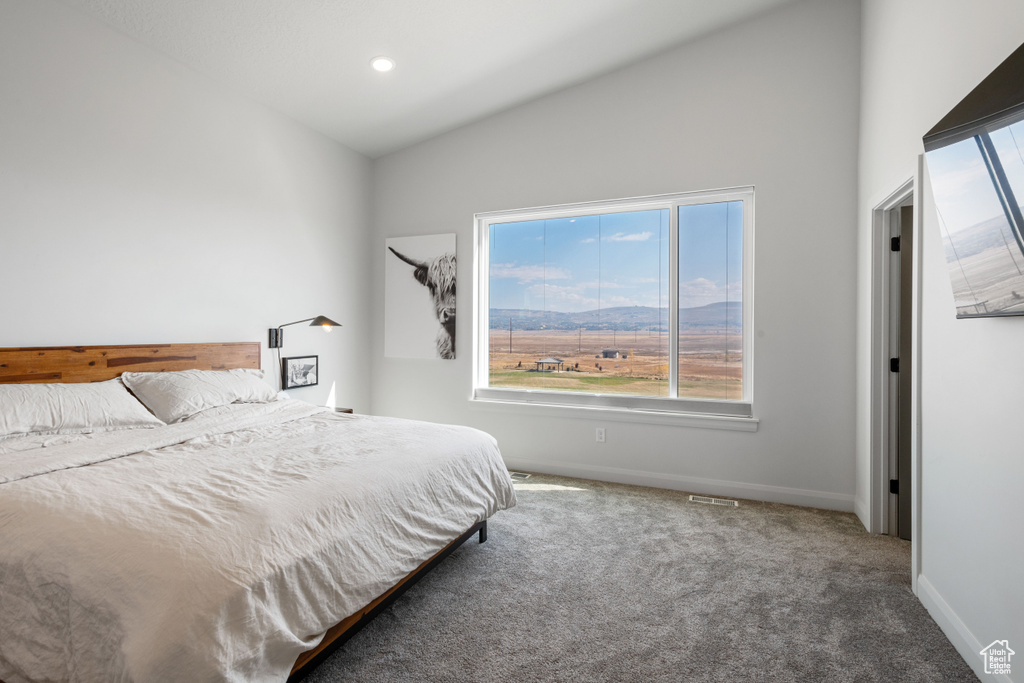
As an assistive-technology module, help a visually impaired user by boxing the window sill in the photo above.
[468,396,759,432]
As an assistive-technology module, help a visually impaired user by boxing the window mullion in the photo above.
[669,203,679,398]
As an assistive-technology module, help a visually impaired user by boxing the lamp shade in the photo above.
[310,316,341,328]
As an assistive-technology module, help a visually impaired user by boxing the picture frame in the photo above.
[281,355,318,389]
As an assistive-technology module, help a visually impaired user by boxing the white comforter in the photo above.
[0,401,516,683]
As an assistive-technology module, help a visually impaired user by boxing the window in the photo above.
[473,188,753,418]
[925,119,1024,317]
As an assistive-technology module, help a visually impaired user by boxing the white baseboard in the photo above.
[504,457,854,512]
[917,574,1012,682]
[853,496,870,531]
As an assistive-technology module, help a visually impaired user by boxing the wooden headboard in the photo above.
[0,343,260,384]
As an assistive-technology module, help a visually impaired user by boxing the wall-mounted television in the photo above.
[924,42,1024,318]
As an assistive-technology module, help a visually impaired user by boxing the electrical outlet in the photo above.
[596,427,606,443]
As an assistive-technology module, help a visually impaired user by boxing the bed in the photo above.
[0,343,516,683]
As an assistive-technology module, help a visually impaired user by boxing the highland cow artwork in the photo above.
[385,234,457,359]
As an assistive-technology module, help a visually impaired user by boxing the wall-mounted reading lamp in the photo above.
[268,316,341,348]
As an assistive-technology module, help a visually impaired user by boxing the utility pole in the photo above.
[508,317,512,354]
[578,327,582,353]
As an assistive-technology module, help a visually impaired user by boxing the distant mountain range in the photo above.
[489,301,741,330]
[946,212,1024,262]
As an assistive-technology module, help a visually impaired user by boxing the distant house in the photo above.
[601,349,620,359]
[534,357,565,372]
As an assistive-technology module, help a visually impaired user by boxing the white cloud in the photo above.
[678,277,739,308]
[605,231,653,242]
[929,156,987,204]
[581,238,596,244]
[490,263,570,283]
[602,294,656,308]
[678,277,720,298]
[527,283,599,310]
[525,281,661,312]
[928,147,1007,233]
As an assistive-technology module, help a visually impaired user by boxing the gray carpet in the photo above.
[305,473,976,682]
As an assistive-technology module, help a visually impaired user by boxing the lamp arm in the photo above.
[275,317,317,330]
[268,316,338,349]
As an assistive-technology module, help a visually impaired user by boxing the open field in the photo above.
[488,329,741,399]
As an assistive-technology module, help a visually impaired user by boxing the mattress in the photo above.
[0,400,516,682]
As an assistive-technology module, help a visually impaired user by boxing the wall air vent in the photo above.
[689,494,739,507]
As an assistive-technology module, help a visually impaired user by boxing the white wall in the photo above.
[8,0,1017,674]
[0,0,372,412]
[370,0,862,510]
[857,0,1024,677]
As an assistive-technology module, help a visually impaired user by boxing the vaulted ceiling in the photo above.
[57,0,796,157]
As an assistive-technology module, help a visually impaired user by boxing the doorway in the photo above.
[887,202,913,539]
[870,179,915,540]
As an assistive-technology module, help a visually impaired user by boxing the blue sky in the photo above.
[926,120,1024,234]
[489,202,743,312]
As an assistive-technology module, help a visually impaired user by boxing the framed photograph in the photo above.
[282,355,318,389]
[385,233,457,359]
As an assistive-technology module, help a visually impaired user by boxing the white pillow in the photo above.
[121,368,277,424]
[0,378,165,440]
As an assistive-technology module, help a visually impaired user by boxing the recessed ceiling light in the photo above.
[370,56,395,73]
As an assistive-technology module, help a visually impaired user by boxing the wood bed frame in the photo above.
[0,342,487,681]
[287,520,487,681]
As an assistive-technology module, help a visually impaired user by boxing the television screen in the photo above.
[925,115,1024,317]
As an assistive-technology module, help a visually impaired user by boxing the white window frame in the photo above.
[472,187,755,423]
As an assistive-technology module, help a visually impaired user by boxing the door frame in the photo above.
[869,178,914,531]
